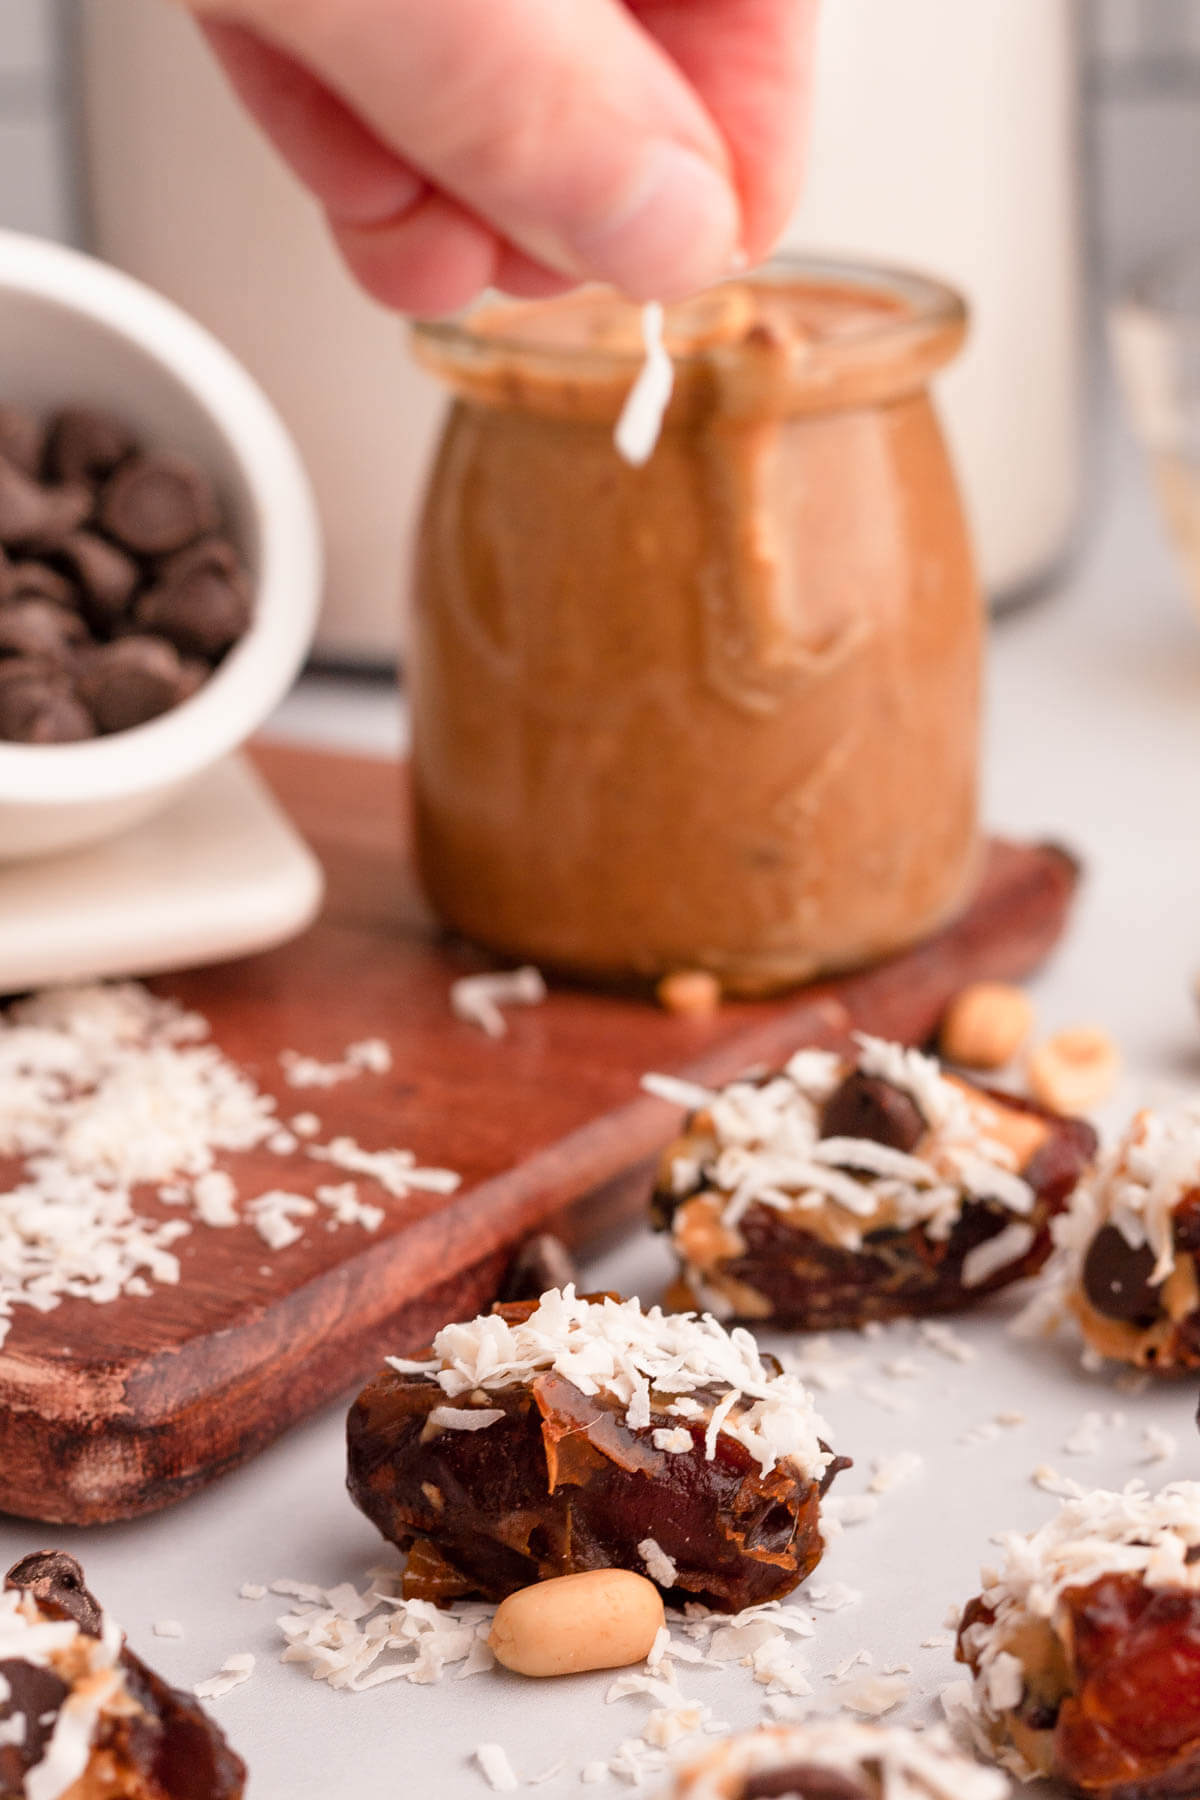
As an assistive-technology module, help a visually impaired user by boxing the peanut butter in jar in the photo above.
[410,258,982,996]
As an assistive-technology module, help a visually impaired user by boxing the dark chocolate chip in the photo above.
[0,599,89,662]
[97,453,219,556]
[46,407,138,484]
[818,1443,853,1498]
[0,1656,70,1785]
[0,406,46,479]
[176,656,210,704]
[157,534,243,587]
[741,1765,869,1800]
[52,530,140,630]
[0,458,91,552]
[819,1070,924,1154]
[1081,1224,1161,1324]
[0,669,94,743]
[7,560,77,609]
[77,635,184,733]
[500,1234,578,1304]
[1173,1193,1200,1255]
[135,561,251,660]
[5,1550,103,1636]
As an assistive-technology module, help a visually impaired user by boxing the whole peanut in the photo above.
[488,1569,665,1678]
[940,982,1034,1070]
[1027,1027,1120,1115]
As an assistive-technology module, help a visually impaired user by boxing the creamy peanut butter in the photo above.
[411,260,980,992]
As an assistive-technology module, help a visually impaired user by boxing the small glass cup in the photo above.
[1112,244,1200,623]
[409,259,981,995]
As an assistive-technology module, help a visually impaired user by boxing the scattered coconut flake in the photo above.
[961,1222,1036,1289]
[614,301,675,467]
[427,1406,507,1432]
[995,1411,1025,1427]
[451,968,546,1040]
[1142,1425,1178,1464]
[651,1426,694,1453]
[194,1653,254,1700]
[1063,1411,1105,1456]
[807,1584,862,1614]
[152,1620,183,1639]
[307,1136,459,1199]
[824,1494,879,1529]
[246,1189,315,1252]
[290,1112,321,1138]
[918,1322,977,1364]
[869,1452,923,1495]
[475,1744,519,1793]
[838,1673,911,1717]
[922,1634,954,1650]
[642,1073,719,1113]
[239,1584,266,1602]
[638,1539,678,1587]
[529,1762,567,1787]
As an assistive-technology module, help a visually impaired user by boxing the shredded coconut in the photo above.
[638,1538,679,1587]
[280,1038,392,1089]
[613,301,675,467]
[450,967,546,1040]
[194,1653,255,1700]
[673,1720,1009,1800]
[1142,1424,1178,1464]
[0,982,455,1349]
[474,1743,519,1792]
[152,1620,183,1639]
[653,1033,1037,1266]
[958,1480,1200,1771]
[869,1451,923,1494]
[386,1285,833,1481]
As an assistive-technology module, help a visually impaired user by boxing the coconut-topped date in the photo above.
[347,1286,846,1613]
[0,1552,244,1800]
[955,1482,1200,1797]
[648,1035,1096,1328]
[1041,1105,1200,1372]
[669,1721,1010,1800]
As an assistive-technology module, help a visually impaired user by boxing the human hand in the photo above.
[185,0,819,315]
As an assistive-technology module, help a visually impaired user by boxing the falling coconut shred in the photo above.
[614,302,675,466]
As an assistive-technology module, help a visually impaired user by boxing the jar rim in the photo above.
[412,252,967,373]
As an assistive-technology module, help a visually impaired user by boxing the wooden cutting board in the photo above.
[0,742,1081,1526]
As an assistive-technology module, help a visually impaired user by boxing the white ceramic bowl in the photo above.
[0,228,322,860]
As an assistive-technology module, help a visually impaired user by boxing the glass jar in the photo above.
[410,258,981,996]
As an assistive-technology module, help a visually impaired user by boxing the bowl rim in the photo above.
[0,228,322,806]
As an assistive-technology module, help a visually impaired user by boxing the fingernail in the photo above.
[567,142,741,301]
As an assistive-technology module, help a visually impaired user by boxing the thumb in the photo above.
[189,0,743,300]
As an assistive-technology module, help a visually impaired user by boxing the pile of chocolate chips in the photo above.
[0,403,253,743]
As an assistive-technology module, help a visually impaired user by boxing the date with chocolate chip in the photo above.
[0,405,253,742]
[651,1034,1096,1329]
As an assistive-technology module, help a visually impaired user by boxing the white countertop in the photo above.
[5,412,1200,1798]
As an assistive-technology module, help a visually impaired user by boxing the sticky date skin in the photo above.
[656,1094,1096,1330]
[959,1574,1200,1800]
[347,1367,834,1614]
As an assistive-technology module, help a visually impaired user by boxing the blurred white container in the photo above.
[785,0,1085,605]
[80,0,1083,662]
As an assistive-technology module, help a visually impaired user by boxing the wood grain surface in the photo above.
[0,742,1081,1526]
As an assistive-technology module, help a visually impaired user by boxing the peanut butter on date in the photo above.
[411,260,981,994]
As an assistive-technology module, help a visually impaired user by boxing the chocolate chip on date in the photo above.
[0,405,253,743]
[819,1070,925,1153]
[500,1233,579,1303]
[1081,1223,1161,1324]
[6,1548,103,1635]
